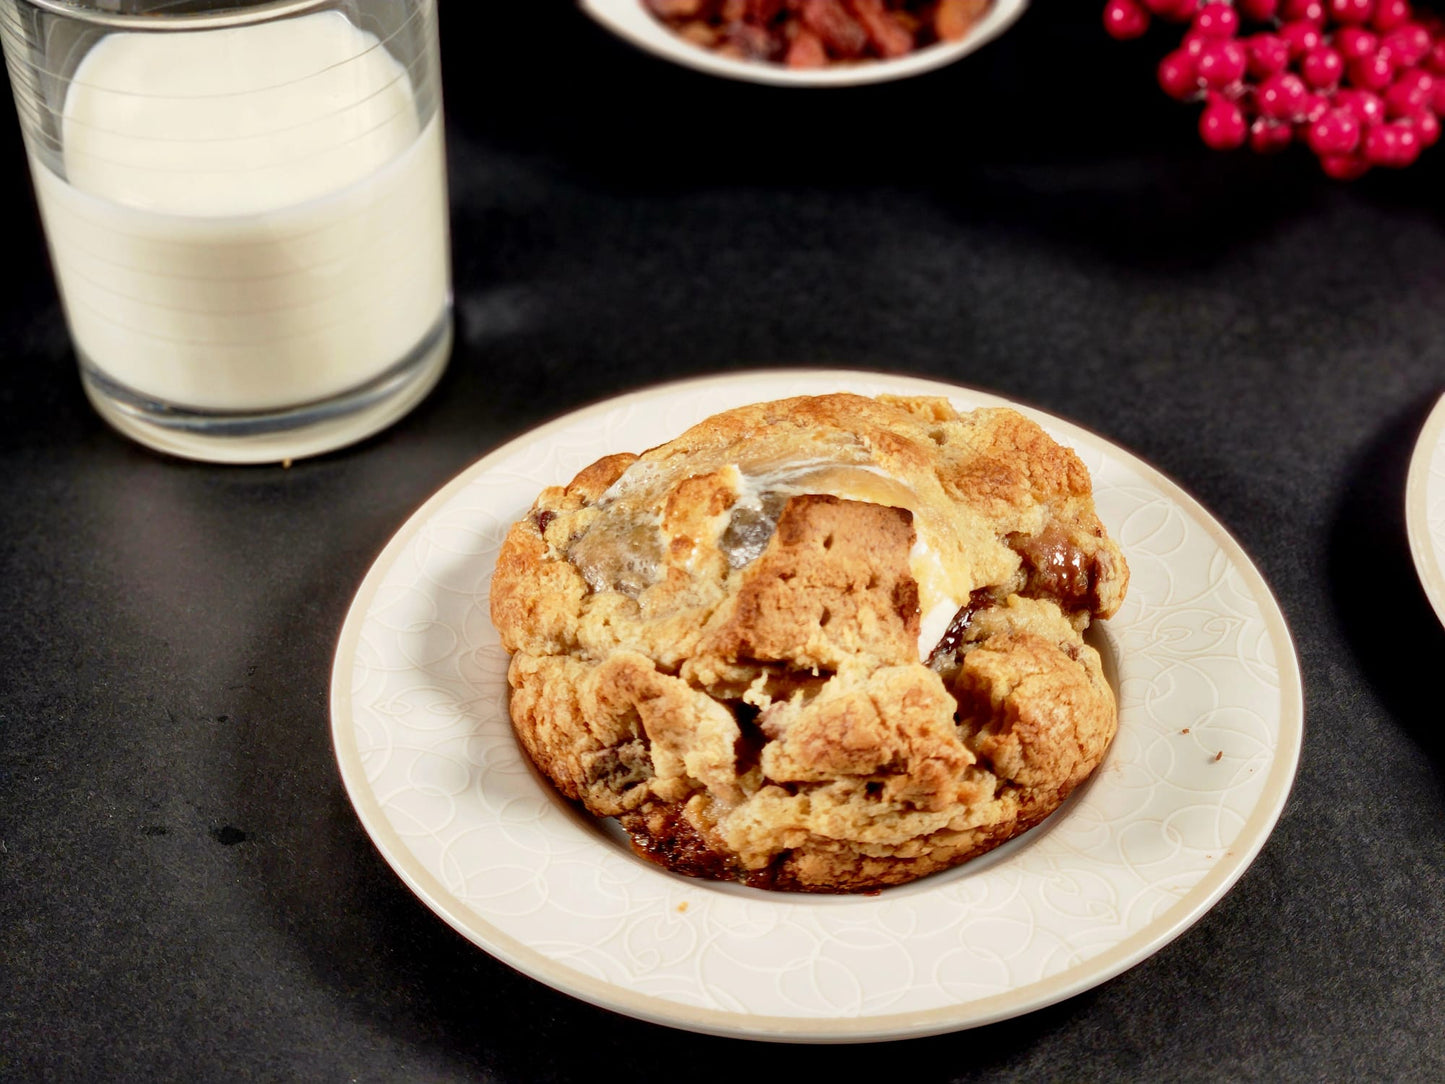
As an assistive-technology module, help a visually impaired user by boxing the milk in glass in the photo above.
[29,11,450,413]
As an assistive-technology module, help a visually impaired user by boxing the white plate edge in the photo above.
[1405,392,1445,631]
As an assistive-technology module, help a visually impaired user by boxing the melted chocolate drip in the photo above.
[1011,526,1102,613]
[925,588,996,670]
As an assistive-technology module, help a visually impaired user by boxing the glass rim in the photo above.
[11,0,351,30]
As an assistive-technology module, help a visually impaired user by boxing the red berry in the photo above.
[1404,109,1441,145]
[1320,152,1372,177]
[1372,0,1411,31]
[1307,109,1363,153]
[1200,93,1249,148]
[1348,50,1395,90]
[1258,72,1310,117]
[1329,0,1376,23]
[1142,0,1197,18]
[1192,3,1240,37]
[1394,66,1435,94]
[1250,116,1295,152]
[1384,68,1435,115]
[1380,24,1432,67]
[1301,92,1332,122]
[1239,0,1281,18]
[1428,39,1445,74]
[1302,46,1345,87]
[1362,121,1407,163]
[1335,87,1387,124]
[1197,39,1248,85]
[1335,27,1380,60]
[1247,33,1293,76]
[1392,120,1423,163]
[1160,49,1203,99]
[1104,0,1152,39]
[1434,78,1445,113]
[1280,20,1324,59]
[1281,0,1325,21]
[1181,33,1211,59]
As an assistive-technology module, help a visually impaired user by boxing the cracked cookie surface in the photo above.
[490,393,1128,892]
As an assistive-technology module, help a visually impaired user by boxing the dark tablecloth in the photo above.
[2,4,1443,1080]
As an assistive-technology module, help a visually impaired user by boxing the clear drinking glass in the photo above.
[0,0,452,463]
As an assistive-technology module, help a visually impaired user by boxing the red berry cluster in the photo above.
[1103,0,1445,177]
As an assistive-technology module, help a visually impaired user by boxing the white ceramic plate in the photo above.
[1406,393,1445,629]
[578,0,1029,87]
[331,370,1303,1043]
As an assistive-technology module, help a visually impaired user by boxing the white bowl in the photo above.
[579,0,1030,87]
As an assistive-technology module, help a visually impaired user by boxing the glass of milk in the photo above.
[0,0,452,463]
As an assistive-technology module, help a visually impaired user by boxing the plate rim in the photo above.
[330,368,1305,1043]
[1405,392,1445,630]
[576,0,1031,88]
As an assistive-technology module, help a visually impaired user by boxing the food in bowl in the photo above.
[643,0,992,68]
[489,394,1128,892]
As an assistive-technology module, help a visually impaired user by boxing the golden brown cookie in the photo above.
[490,393,1128,892]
